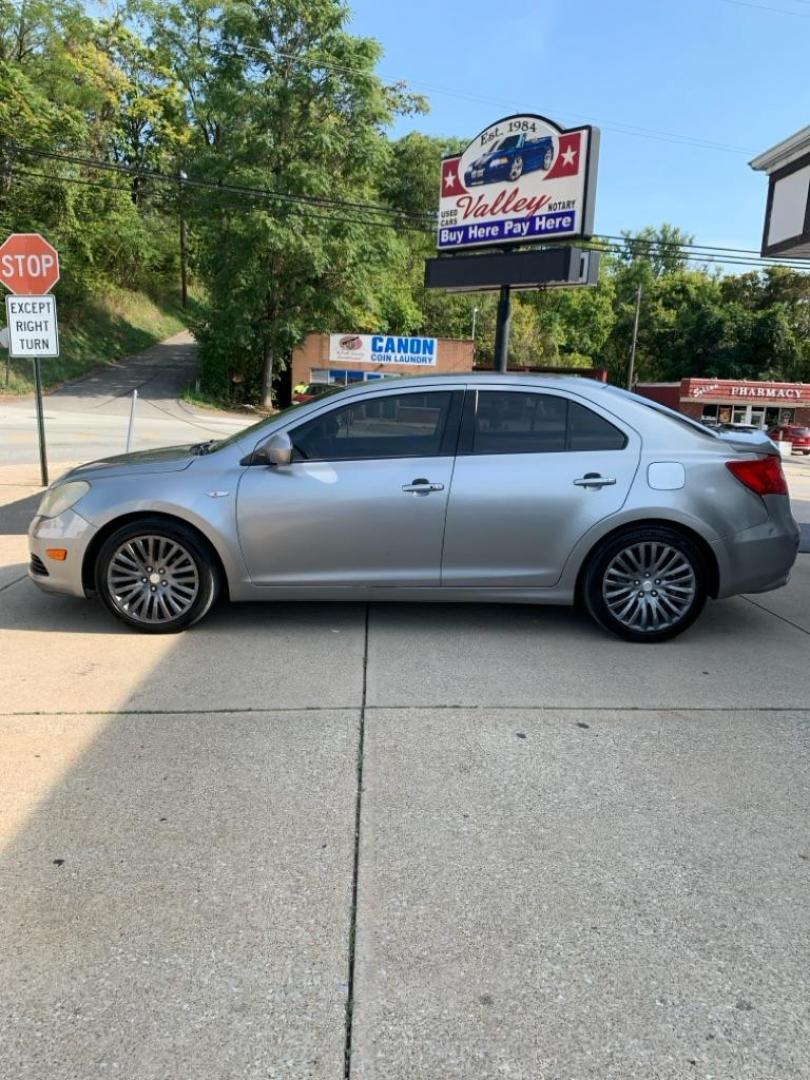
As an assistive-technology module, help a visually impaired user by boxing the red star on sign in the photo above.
[441,157,466,196]
[545,132,583,180]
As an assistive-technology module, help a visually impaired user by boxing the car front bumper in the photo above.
[28,507,98,598]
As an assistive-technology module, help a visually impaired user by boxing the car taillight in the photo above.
[726,456,788,496]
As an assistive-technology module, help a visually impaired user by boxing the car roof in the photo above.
[325,373,609,396]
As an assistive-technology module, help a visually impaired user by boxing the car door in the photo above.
[236,387,462,587]
[441,387,641,588]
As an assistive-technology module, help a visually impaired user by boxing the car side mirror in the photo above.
[255,432,293,467]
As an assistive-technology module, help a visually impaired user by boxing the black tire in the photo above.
[543,146,554,170]
[583,526,707,643]
[509,156,524,180]
[95,517,219,633]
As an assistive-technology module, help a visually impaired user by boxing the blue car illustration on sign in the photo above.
[464,133,556,186]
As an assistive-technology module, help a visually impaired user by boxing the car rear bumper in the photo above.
[28,508,97,598]
[712,507,801,598]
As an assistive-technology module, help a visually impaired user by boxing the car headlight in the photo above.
[36,481,91,519]
[490,156,509,166]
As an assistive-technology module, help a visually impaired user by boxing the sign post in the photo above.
[493,285,512,374]
[0,233,61,487]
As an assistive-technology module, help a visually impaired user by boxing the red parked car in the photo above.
[768,424,810,454]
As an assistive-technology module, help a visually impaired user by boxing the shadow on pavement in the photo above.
[0,586,362,1079]
[0,492,41,535]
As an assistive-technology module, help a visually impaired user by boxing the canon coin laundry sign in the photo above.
[438,114,599,251]
[329,333,438,366]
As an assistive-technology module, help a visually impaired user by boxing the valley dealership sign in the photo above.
[682,378,810,403]
[329,333,438,366]
[437,114,599,251]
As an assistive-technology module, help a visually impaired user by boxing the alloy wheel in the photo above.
[602,541,696,633]
[106,534,200,625]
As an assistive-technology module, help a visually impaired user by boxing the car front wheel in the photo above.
[583,527,707,642]
[95,518,219,633]
[509,156,524,180]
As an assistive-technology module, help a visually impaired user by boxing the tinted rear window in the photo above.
[470,391,627,454]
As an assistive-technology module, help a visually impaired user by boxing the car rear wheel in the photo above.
[95,518,219,633]
[543,146,554,169]
[509,156,524,180]
[583,526,707,642]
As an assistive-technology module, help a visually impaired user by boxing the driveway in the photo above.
[0,331,251,467]
[1,461,809,1078]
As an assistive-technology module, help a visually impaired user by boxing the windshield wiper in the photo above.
[190,439,217,456]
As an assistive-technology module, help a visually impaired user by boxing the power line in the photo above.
[716,0,810,16]
[9,141,794,259]
[4,146,809,271]
[601,233,810,263]
[1,141,435,225]
[1,164,169,203]
[1,161,432,237]
[586,239,808,272]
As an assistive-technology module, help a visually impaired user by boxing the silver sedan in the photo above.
[28,375,800,642]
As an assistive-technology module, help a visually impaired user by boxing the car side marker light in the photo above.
[45,549,68,561]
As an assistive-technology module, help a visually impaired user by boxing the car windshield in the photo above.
[208,400,307,452]
[493,135,521,152]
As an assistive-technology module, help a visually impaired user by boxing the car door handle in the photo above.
[402,479,445,494]
[573,474,616,488]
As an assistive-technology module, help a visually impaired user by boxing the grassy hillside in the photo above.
[1,288,195,397]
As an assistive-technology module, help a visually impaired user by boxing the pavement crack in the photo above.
[0,573,27,594]
[742,594,810,636]
[344,602,369,1080]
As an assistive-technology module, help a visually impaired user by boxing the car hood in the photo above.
[59,444,197,482]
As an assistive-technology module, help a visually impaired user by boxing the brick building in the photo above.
[635,377,810,429]
[291,332,474,389]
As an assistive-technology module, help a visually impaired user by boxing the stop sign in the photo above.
[0,233,60,295]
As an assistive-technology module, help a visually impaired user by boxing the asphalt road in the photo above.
[0,331,251,468]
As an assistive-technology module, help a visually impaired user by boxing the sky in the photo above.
[346,0,810,256]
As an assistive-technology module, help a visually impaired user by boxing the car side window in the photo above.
[473,392,567,454]
[471,391,627,454]
[567,400,627,450]
[291,391,454,461]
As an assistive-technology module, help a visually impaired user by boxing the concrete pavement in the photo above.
[1,710,358,1080]
[1,447,810,1076]
[354,707,810,1080]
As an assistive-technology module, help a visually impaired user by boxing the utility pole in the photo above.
[471,305,479,341]
[627,283,642,390]
[493,285,511,373]
[178,170,188,309]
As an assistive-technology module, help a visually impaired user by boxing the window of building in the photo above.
[291,391,454,461]
[309,367,403,386]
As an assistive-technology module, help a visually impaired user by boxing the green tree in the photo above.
[152,0,426,403]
